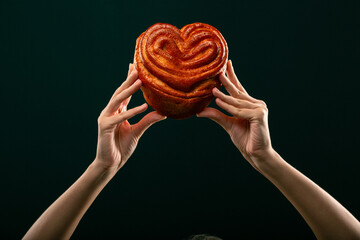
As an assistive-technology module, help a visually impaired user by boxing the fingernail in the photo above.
[130,63,135,72]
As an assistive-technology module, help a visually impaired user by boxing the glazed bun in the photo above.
[134,23,228,119]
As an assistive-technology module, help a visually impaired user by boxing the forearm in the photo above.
[23,160,115,240]
[257,150,360,240]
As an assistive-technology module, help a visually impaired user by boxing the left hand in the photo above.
[197,60,273,171]
[95,64,166,174]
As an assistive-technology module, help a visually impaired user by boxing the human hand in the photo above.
[197,60,273,171]
[94,64,166,174]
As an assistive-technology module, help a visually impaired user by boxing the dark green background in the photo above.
[1,0,359,239]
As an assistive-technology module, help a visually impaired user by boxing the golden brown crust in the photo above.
[140,77,220,119]
[134,23,228,119]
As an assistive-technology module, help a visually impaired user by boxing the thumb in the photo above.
[132,111,167,138]
[197,107,232,131]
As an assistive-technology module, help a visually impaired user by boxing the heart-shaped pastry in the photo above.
[134,23,228,119]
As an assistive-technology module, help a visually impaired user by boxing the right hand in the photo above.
[95,64,166,174]
[197,60,274,171]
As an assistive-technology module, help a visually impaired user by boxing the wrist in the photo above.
[88,159,117,183]
[251,148,286,176]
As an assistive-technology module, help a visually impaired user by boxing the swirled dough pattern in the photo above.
[134,23,228,119]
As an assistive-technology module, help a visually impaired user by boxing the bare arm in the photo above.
[198,60,360,239]
[23,161,114,240]
[23,64,166,240]
[259,150,360,239]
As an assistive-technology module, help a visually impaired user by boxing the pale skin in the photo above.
[24,62,360,240]
[23,64,167,240]
[197,60,360,239]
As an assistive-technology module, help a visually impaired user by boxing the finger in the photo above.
[109,64,136,110]
[213,88,258,109]
[225,60,248,94]
[127,63,134,77]
[196,107,232,131]
[108,103,148,126]
[123,64,135,106]
[111,68,139,100]
[121,78,134,109]
[104,80,142,115]
[132,111,167,138]
[219,72,242,98]
[122,97,131,111]
[215,98,253,120]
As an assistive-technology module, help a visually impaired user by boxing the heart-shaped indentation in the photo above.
[136,23,228,93]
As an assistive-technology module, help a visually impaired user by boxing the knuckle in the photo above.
[235,108,242,117]
[256,107,268,119]
[236,99,245,108]
[114,92,122,102]
[97,115,103,124]
[97,116,107,129]
[97,118,103,127]
[258,100,267,108]
[236,89,242,96]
